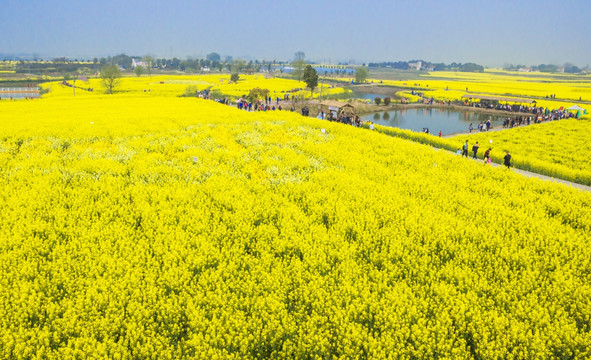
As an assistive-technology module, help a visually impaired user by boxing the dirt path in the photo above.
[365,123,591,192]
[459,154,591,192]
[442,124,524,138]
[509,167,591,191]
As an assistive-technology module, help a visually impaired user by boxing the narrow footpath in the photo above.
[450,151,591,192]
[443,125,516,139]
[439,123,591,191]
[365,125,591,192]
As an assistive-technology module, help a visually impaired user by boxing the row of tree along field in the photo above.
[2,52,342,76]
[2,51,371,88]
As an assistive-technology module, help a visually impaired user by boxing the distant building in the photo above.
[408,61,422,71]
[131,59,148,68]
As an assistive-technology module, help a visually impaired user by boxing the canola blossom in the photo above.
[341,69,591,112]
[389,70,591,105]
[42,74,349,100]
[1,94,591,359]
[449,118,591,185]
[365,118,591,186]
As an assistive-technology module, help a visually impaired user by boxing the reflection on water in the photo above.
[0,87,40,99]
[362,108,507,135]
[354,93,392,100]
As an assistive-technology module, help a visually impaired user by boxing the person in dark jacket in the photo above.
[472,142,479,159]
[504,151,511,169]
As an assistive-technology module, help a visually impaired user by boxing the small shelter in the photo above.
[567,104,586,117]
[321,100,356,119]
[567,104,584,111]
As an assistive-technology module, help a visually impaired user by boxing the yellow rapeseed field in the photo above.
[1,91,590,358]
[339,69,591,113]
[43,74,349,100]
[382,70,591,112]
[365,118,591,186]
[448,119,591,184]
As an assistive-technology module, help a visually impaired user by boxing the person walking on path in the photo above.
[504,151,512,169]
[472,142,479,159]
[462,140,469,157]
[484,148,492,164]
[469,123,473,133]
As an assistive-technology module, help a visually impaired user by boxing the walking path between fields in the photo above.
[459,154,591,192]
[438,124,591,191]
[442,125,515,139]
[441,118,579,139]
[365,124,591,192]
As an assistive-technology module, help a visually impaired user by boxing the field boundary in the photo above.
[362,122,591,189]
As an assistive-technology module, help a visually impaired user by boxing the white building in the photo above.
[131,59,149,68]
[408,61,422,71]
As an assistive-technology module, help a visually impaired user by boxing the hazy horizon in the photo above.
[1,0,590,68]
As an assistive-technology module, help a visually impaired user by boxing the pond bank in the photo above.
[289,99,530,118]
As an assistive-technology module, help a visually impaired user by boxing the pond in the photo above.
[353,93,391,100]
[360,108,507,135]
[0,87,40,99]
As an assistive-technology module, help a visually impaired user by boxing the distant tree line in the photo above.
[2,53,292,76]
[367,60,484,72]
[503,63,587,73]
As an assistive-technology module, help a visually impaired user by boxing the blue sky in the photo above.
[1,0,590,67]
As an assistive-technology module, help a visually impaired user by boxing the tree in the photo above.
[383,97,391,105]
[143,56,154,78]
[134,65,144,77]
[206,52,221,62]
[292,51,306,82]
[374,97,381,105]
[564,63,581,73]
[247,87,270,104]
[459,63,484,72]
[111,53,132,68]
[101,64,121,94]
[355,66,369,83]
[230,59,245,83]
[302,65,318,96]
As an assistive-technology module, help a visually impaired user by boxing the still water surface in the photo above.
[0,87,40,99]
[353,93,389,100]
[361,108,507,135]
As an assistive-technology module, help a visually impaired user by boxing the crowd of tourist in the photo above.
[62,80,93,92]
[465,101,583,118]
